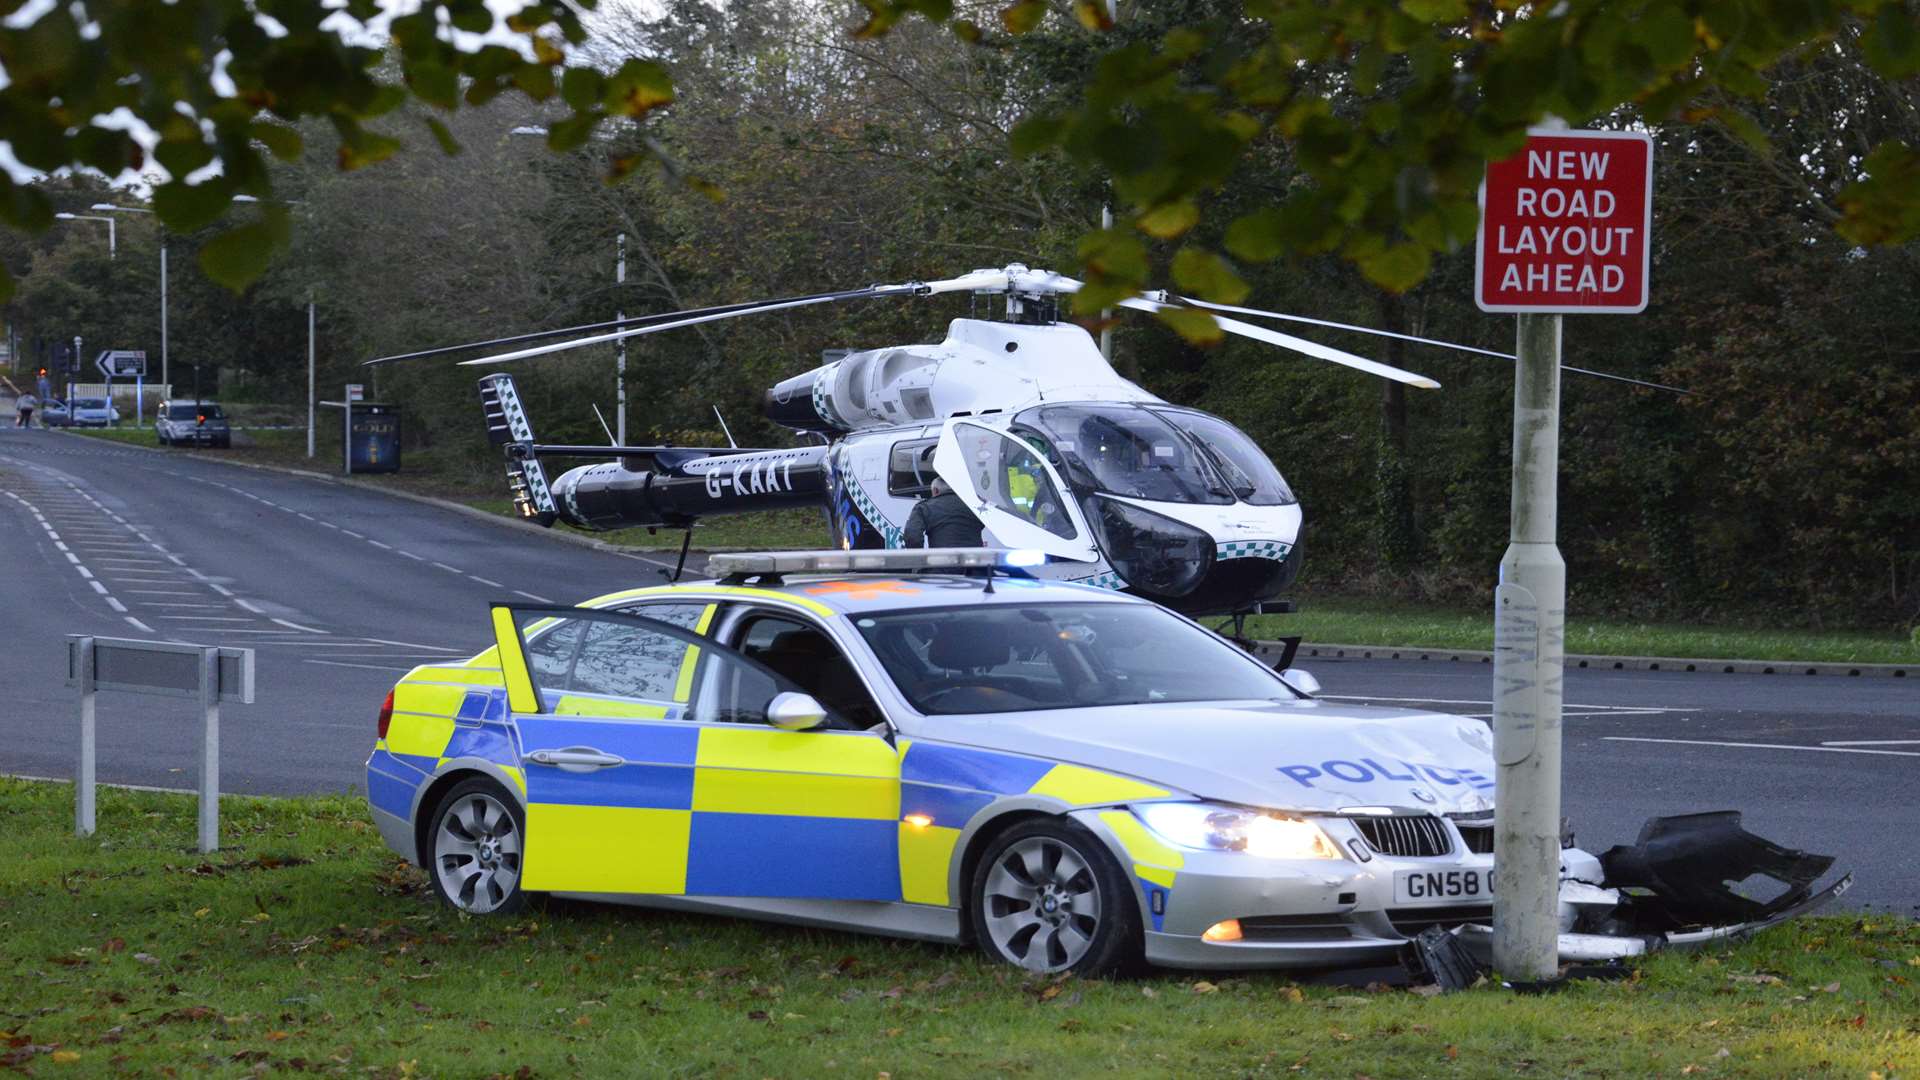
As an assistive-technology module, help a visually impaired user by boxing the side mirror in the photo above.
[766,691,828,732]
[1279,668,1321,696]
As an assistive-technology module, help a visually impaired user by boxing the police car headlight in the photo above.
[1134,803,1339,860]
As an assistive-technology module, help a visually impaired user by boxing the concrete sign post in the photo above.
[67,636,255,852]
[1476,125,1652,981]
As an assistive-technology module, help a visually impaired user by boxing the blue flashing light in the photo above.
[1004,549,1047,568]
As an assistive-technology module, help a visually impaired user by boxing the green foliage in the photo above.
[0,0,672,299]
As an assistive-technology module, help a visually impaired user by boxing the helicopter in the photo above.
[372,264,1680,618]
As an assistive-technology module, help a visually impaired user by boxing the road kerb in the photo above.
[1254,641,1911,678]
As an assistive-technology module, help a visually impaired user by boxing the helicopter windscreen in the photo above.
[1015,405,1232,505]
[1150,408,1297,506]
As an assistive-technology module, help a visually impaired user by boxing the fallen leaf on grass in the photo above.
[745,1011,768,1022]
[133,953,160,966]
[1713,1048,1730,1059]
[100,938,125,954]
[193,908,210,919]
[1139,986,1157,999]
[50,1050,81,1064]
[1820,981,1841,993]
[1727,973,1783,986]
[1445,1045,1459,1060]
[1408,984,1443,998]
[1191,981,1218,994]
[266,1031,290,1041]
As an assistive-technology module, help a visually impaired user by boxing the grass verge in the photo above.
[1243,599,1919,666]
[3,779,1915,1078]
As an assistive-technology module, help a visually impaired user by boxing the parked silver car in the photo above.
[155,400,230,448]
[68,397,120,427]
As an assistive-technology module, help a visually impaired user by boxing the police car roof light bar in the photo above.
[707,548,1006,579]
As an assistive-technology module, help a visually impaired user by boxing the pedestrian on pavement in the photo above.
[15,391,37,428]
[903,477,986,548]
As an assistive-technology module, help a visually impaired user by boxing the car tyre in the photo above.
[425,777,529,916]
[969,818,1141,976]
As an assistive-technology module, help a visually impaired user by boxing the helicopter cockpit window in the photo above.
[953,425,1076,539]
[1014,405,1232,506]
[1150,408,1296,506]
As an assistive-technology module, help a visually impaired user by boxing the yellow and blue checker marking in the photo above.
[367,682,517,822]
[370,656,1182,918]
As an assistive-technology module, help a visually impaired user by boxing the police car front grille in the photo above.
[1238,914,1354,942]
[1352,814,1453,858]
[1387,905,1494,937]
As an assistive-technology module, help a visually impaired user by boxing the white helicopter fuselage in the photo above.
[763,317,1305,614]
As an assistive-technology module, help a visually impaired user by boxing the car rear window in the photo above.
[74,399,108,408]
[168,405,225,419]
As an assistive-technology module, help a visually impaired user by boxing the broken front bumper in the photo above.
[1453,870,1854,962]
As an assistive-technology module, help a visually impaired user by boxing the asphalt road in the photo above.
[2,426,1913,915]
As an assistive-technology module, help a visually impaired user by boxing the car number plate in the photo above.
[1393,867,1495,904]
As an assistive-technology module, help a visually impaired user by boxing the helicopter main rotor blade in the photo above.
[1120,297,1442,389]
[1180,296,1691,395]
[455,284,925,367]
[1178,297,1515,361]
[365,296,824,366]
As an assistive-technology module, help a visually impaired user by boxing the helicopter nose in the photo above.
[1150,542,1303,616]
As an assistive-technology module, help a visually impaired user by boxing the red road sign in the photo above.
[1475,129,1652,314]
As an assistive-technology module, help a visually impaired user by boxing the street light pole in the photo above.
[54,213,116,257]
[93,203,165,398]
[615,232,626,446]
[307,298,316,459]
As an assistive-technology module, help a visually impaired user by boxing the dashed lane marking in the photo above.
[271,617,326,633]
[1603,736,1920,758]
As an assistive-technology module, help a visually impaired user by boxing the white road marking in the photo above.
[1820,739,1920,747]
[469,576,503,587]
[208,583,234,596]
[514,590,552,603]
[363,638,464,652]
[397,550,425,561]
[432,561,463,574]
[88,581,108,595]
[123,616,155,633]
[342,529,365,539]
[367,539,392,549]
[1604,736,1920,758]
[234,598,267,614]
[74,566,93,579]
[105,597,127,612]
[141,602,225,609]
[125,589,199,595]
[271,617,326,633]
[305,659,416,672]
[52,540,68,551]
[1319,693,1703,712]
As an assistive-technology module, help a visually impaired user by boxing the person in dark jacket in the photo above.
[903,478,985,548]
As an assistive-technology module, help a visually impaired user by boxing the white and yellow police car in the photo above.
[364,549,1841,973]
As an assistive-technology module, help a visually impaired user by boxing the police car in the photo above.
[364,550,1842,973]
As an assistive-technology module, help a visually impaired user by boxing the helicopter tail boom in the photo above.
[478,373,559,526]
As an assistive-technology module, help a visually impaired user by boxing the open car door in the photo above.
[932,418,1097,562]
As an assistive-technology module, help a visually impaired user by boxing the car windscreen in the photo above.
[1015,404,1231,505]
[73,399,108,409]
[167,405,224,419]
[851,602,1295,715]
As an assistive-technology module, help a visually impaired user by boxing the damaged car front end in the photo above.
[1447,810,1851,967]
